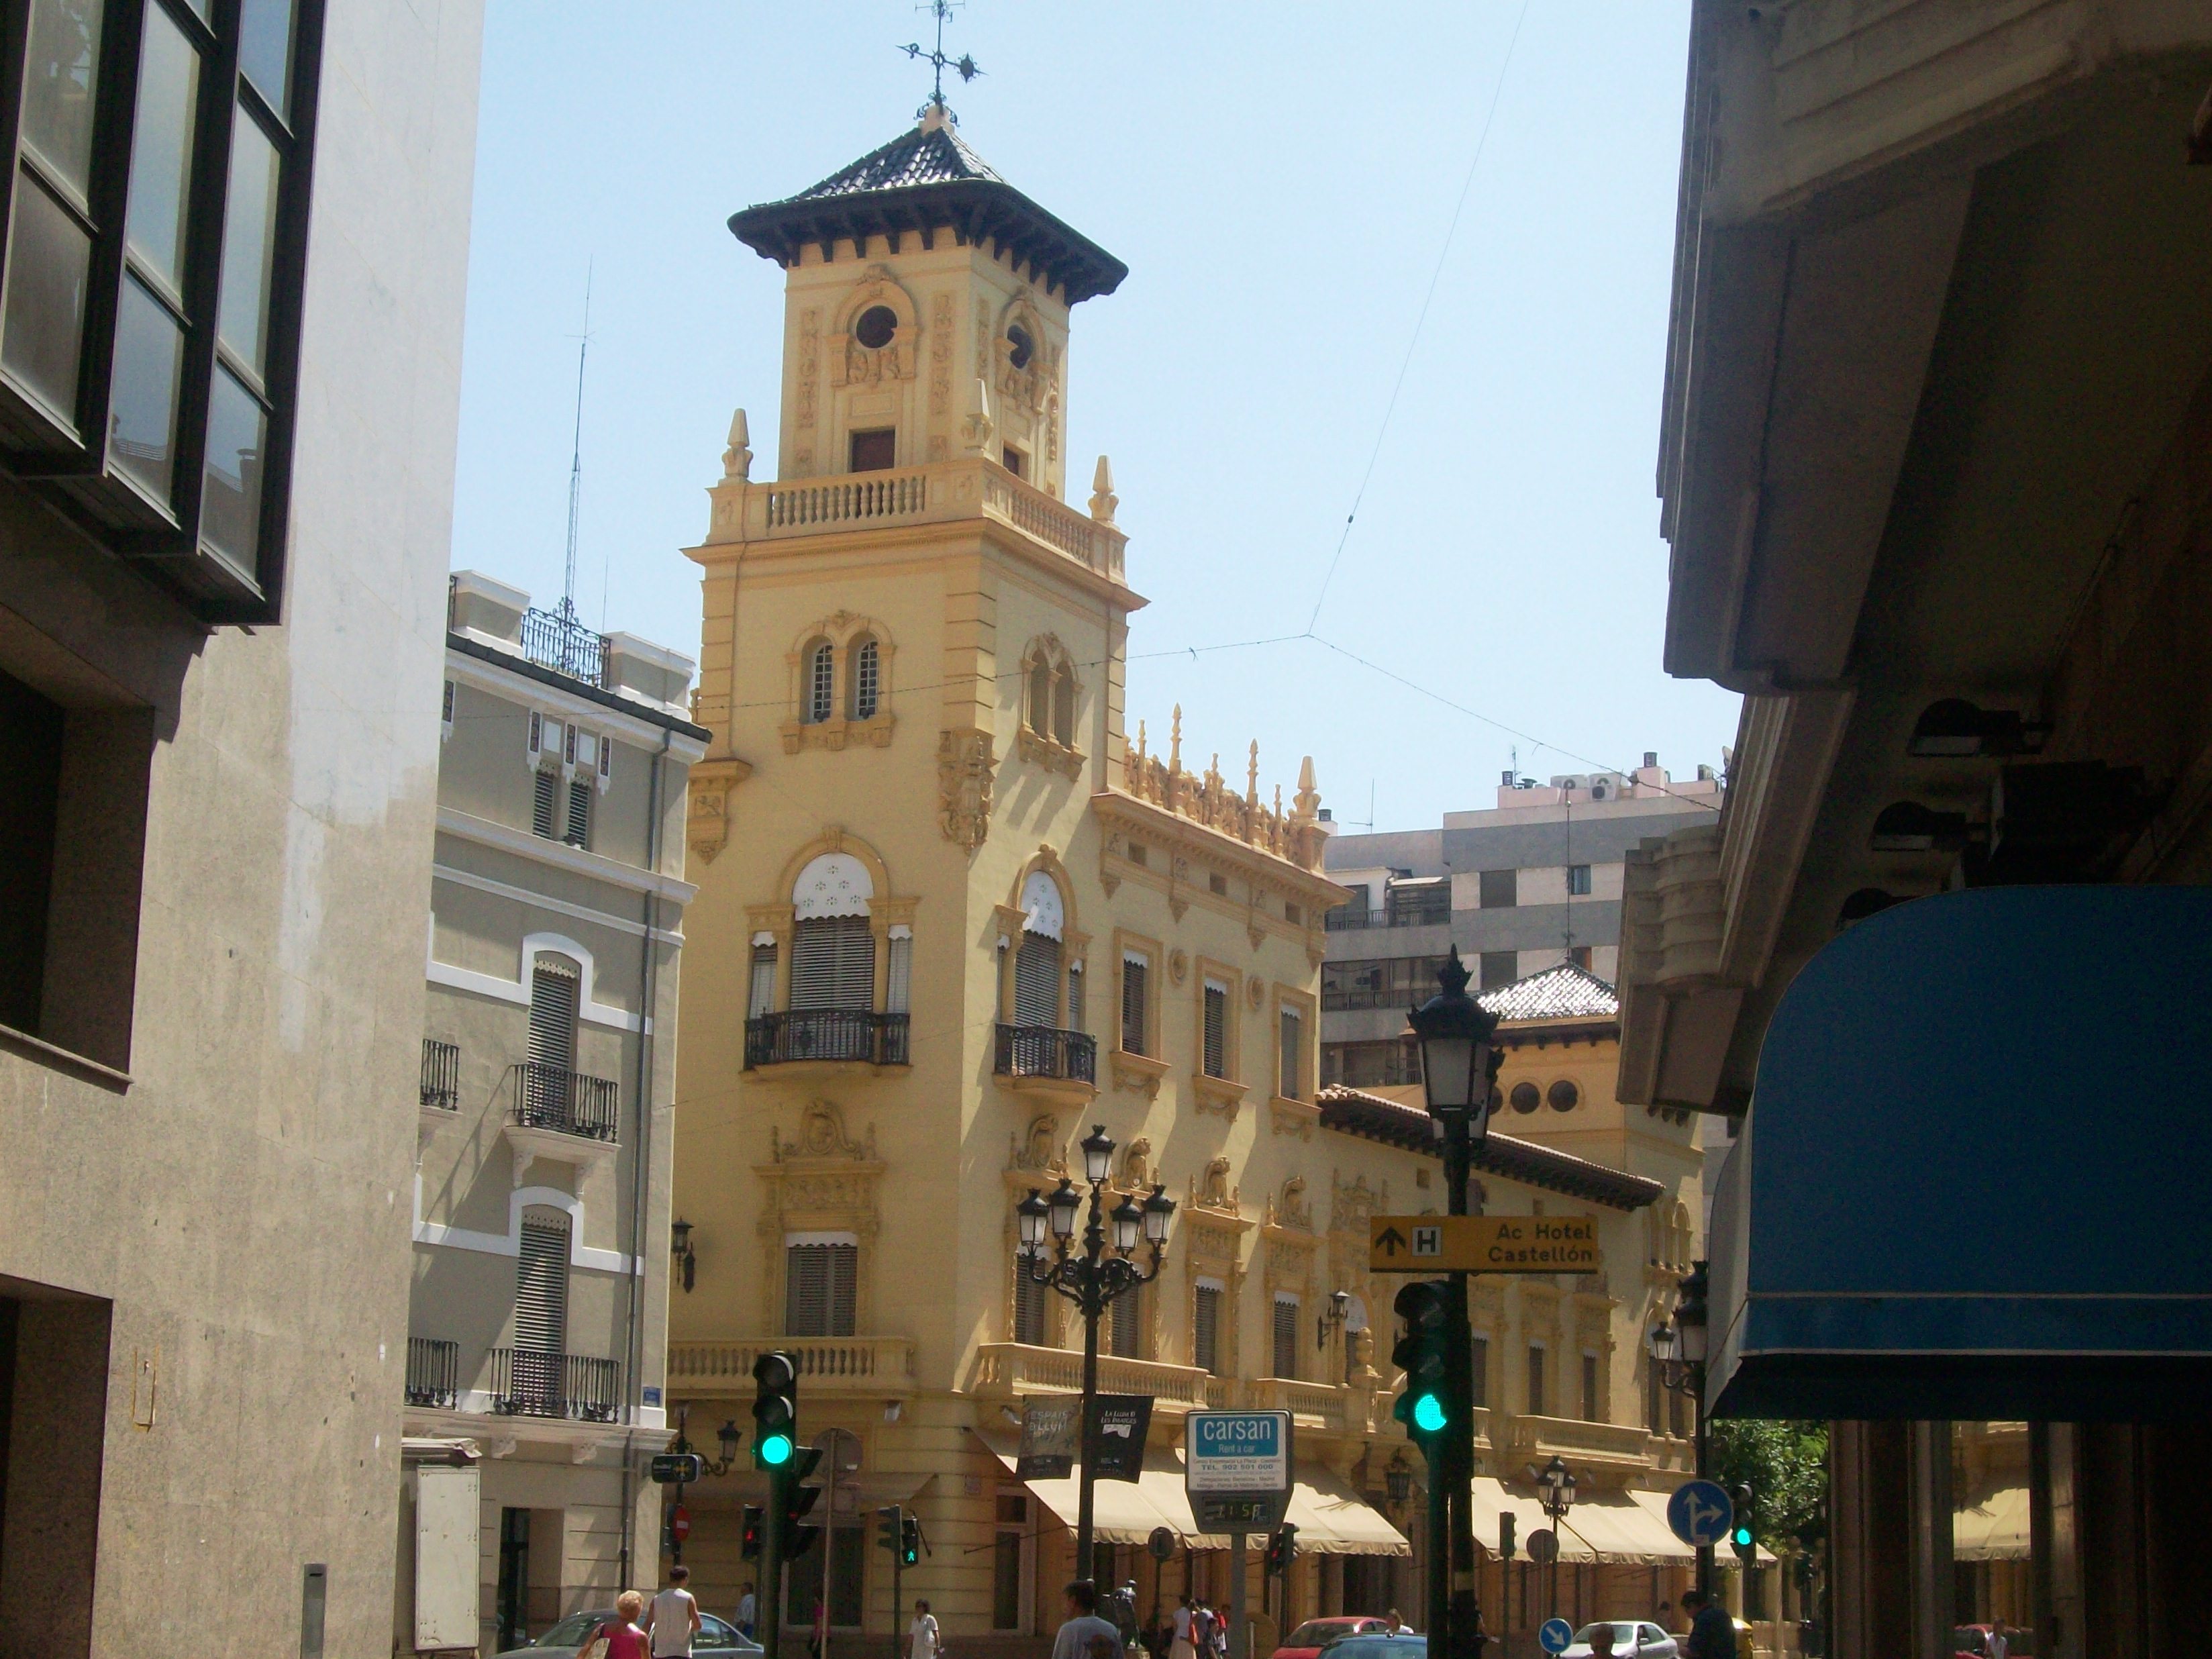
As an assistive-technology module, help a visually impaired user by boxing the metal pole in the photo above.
[1695,1402,1711,1599]
[1076,1185,1104,1577]
[891,1521,903,1659]
[763,1466,787,1659]
[1443,1111,1482,1659]
[1230,1532,1249,1659]
[823,1444,838,1659]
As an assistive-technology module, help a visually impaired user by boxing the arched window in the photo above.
[1052,665,1074,746]
[1013,870,1065,1027]
[790,853,876,1012]
[850,636,880,720]
[1028,656,1053,735]
[805,641,834,724]
[523,954,581,1125]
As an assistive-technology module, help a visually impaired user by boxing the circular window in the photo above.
[1548,1078,1580,1112]
[854,305,898,350]
[1006,323,1035,370]
[1509,1081,1540,1114]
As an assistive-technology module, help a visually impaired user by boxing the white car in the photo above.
[1560,1623,1680,1659]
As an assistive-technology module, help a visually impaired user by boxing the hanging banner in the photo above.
[1017,1394,1155,1481]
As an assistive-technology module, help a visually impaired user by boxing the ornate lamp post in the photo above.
[1534,1455,1577,1623]
[1016,1123,1175,1573]
[1648,1260,1711,1593]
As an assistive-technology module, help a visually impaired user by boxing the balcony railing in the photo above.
[972,1342,1215,1410]
[517,601,609,689]
[1324,907,1374,932]
[745,1010,909,1068]
[489,1349,622,1422]
[419,1039,460,1110]
[1321,987,1407,1011]
[406,1337,459,1409]
[1246,1377,1350,1430]
[511,1063,619,1140]
[993,1024,1097,1084]
[668,1336,918,1395]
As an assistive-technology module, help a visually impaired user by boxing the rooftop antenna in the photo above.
[900,0,981,122]
[560,263,593,628]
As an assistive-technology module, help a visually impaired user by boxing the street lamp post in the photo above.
[1534,1456,1577,1625]
[1407,948,1504,1659]
[1647,1260,1711,1595]
[1017,1125,1175,1575]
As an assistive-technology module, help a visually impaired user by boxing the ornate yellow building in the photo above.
[665,104,1707,1656]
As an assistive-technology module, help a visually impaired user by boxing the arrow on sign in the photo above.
[1376,1226,1408,1258]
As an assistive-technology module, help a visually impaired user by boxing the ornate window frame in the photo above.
[991,846,1089,1027]
[745,830,918,1051]
[782,612,897,754]
[1268,983,1321,1140]
[1192,956,1246,1119]
[828,264,919,390]
[1109,927,1168,1101]
[1014,634,1083,779]
[755,1100,884,1338]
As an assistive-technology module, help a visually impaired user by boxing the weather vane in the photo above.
[901,0,981,120]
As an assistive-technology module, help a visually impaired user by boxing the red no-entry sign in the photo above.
[671,1506,692,1544]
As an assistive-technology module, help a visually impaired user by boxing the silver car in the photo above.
[1560,1623,1680,1659]
[495,1608,762,1659]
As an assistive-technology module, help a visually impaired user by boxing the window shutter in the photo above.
[527,959,579,1072]
[1203,982,1228,1078]
[1272,1297,1299,1380]
[787,1240,858,1338]
[564,778,591,848]
[441,680,454,734]
[1121,956,1148,1054]
[1194,1284,1222,1376]
[1052,668,1074,745]
[528,709,541,758]
[1066,962,1084,1032]
[1279,1007,1301,1100]
[532,770,558,840]
[1583,1353,1601,1421]
[1527,1346,1546,1417]
[791,917,874,1011]
[1015,1254,1048,1345]
[885,934,911,1014]
[1013,931,1060,1025]
[514,1213,570,1352]
[1109,1283,1140,1358]
[748,944,777,1017]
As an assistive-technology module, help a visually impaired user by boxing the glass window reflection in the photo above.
[111,275,183,503]
[201,366,265,569]
[1,173,92,417]
[217,111,279,379]
[20,0,105,200]
[123,6,199,297]
[239,0,295,123]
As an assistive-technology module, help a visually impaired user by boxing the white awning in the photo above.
[1467,1480,1766,1566]
[1952,1486,2029,1562]
[1282,1462,1410,1557]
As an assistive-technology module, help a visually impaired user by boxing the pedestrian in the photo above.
[585,1591,652,1659]
[1986,1627,2008,1659]
[1680,1591,1736,1659]
[736,1583,757,1641]
[1656,1603,1673,1634]
[1589,1627,1617,1659]
[1192,1599,1217,1659]
[911,1600,942,1659]
[1052,1580,1126,1659]
[1384,1612,1404,1636]
[646,1564,702,1658]
[1170,1593,1197,1659]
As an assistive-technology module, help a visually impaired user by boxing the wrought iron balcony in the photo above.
[510,1062,619,1140]
[419,1039,460,1110]
[745,1010,910,1068]
[993,1023,1097,1084]
[489,1348,621,1422]
[406,1337,460,1409]
[517,601,609,688]
[1324,907,1375,932]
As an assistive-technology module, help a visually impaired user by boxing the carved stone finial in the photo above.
[723,408,752,482]
[1273,783,1283,818]
[1246,741,1260,806]
[1136,719,1147,763]
[1168,706,1183,774]
[1089,455,1118,524]
[962,376,995,452]
[1293,755,1321,822]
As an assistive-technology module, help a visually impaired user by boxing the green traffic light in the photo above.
[1411,1393,1448,1433]
[760,1431,795,1466]
[1733,1526,1752,1547]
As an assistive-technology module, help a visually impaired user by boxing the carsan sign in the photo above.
[1369,1215,1602,1274]
[1185,1410,1291,1494]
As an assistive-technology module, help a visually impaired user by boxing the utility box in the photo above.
[412,1457,481,1652]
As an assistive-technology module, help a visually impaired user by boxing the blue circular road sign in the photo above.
[1540,1619,1575,1655]
[1666,1479,1735,1548]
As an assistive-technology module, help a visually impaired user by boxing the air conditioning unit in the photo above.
[1551,774,1587,793]
[1587,772,1623,801]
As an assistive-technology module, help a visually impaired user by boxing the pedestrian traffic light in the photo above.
[742,1505,764,1561]
[1731,1485,1756,1560]
[877,1505,904,1554]
[900,1513,922,1566]
[1265,1524,1299,1575]
[752,1350,798,1469]
[783,1444,824,1561]
[1499,1512,1516,1560]
[1391,1280,1454,1444]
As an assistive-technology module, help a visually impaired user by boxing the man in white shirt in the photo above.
[736,1583,758,1640]
[644,1564,702,1658]
[910,1599,942,1659]
[1170,1595,1196,1659]
[1052,1580,1124,1659]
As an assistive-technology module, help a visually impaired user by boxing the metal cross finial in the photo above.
[901,0,982,120]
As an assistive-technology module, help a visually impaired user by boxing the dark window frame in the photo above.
[0,0,327,621]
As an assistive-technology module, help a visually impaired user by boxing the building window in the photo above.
[1109,1283,1140,1358]
[1470,1334,1489,1409]
[1193,1282,1223,1375]
[850,636,879,720]
[1066,960,1084,1031]
[1014,927,1060,1026]
[1527,1345,1546,1417]
[440,679,454,737]
[1201,978,1229,1078]
[885,930,912,1015]
[1568,945,1592,970]
[1001,442,1024,479]
[532,769,558,839]
[805,640,834,723]
[1278,1005,1303,1101]
[1549,1078,1581,1112]
[1207,871,1227,897]
[993,1495,1028,1631]
[1022,642,1078,750]
[853,305,897,350]
[1052,666,1073,746]
[1509,1081,1540,1113]
[1582,1352,1601,1421]
[526,955,579,1076]
[748,942,778,1018]
[849,427,895,472]
[1566,864,1592,896]
[1272,1295,1299,1380]
[563,776,590,849]
[1479,950,1517,989]
[1014,1252,1047,1345]
[1120,951,1149,1054]
[1478,868,1517,909]
[0,0,327,615]
[785,1238,857,1336]
[789,914,874,1011]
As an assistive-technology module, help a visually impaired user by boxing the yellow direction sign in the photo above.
[1368,1215,1602,1274]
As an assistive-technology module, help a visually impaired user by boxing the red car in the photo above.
[1272,1618,1397,1659]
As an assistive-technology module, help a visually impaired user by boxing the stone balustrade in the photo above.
[666,1336,917,1396]
[970,1342,1214,1410]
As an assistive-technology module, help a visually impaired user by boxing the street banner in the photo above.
[1017,1394,1153,1480]
[1093,1394,1153,1482]
[1368,1214,1601,1274]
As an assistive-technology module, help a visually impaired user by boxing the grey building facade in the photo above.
[1320,757,1721,1087]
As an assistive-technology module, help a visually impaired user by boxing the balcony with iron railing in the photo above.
[993,1024,1097,1096]
[744,1010,910,1070]
[406,1337,459,1409]
[509,1062,619,1141]
[489,1349,622,1422]
[419,1039,460,1110]
[517,601,609,689]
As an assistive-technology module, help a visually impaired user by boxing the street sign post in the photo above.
[1526,1528,1558,1566]
[1369,1215,1602,1274]
[1187,1412,1293,1659]
[1666,1480,1734,1550]
[1540,1619,1574,1655]
[650,1452,705,1485]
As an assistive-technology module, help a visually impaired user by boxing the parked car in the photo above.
[1560,1622,1680,1659]
[495,1609,762,1659]
[1317,1636,1425,1659]
[1273,1617,1396,1659]
[1957,1625,2031,1658]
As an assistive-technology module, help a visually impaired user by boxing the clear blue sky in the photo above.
[450,1,1740,832]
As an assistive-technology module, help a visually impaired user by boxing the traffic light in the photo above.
[1391,1280,1453,1444]
[742,1505,764,1561]
[877,1505,904,1555]
[1265,1523,1299,1576]
[900,1513,921,1566]
[752,1351,799,1469]
[1499,1513,1516,1560]
[1731,1485,1756,1560]
[783,1444,825,1561]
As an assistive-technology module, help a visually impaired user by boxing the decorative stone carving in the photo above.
[1089,456,1117,524]
[797,308,819,428]
[1010,1114,1062,1174]
[772,1098,874,1163]
[938,728,995,852]
[722,409,752,481]
[1193,1157,1239,1213]
[1331,1172,1385,1234]
[1266,1175,1312,1231]
[929,292,954,419]
[1122,1136,1152,1188]
[1246,976,1264,1011]
[1168,950,1188,986]
[685,756,752,865]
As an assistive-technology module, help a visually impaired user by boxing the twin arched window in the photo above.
[801,633,883,725]
[806,642,835,723]
[851,638,879,720]
[1025,646,1076,748]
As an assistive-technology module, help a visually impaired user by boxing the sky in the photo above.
[449,2,1740,833]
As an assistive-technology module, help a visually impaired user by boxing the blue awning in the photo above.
[1709,885,2212,1421]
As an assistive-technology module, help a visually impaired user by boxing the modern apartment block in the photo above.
[402,572,703,1652]
[0,0,483,1653]
[1320,758,1721,1088]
